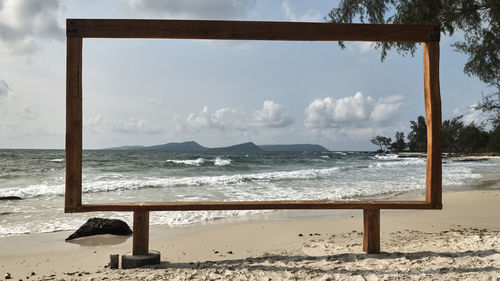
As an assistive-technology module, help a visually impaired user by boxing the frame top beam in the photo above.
[67,19,440,42]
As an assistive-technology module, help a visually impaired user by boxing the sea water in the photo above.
[0,149,498,236]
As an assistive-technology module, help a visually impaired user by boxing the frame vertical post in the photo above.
[65,36,83,212]
[363,209,380,254]
[423,42,442,206]
[133,210,150,255]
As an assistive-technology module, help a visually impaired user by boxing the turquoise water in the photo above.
[0,149,496,236]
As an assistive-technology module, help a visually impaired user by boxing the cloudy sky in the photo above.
[0,0,489,150]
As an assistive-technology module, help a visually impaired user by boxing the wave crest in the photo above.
[0,167,341,199]
[214,157,231,166]
[165,158,205,166]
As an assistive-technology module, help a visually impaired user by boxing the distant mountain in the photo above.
[259,144,329,152]
[105,145,146,151]
[146,141,208,151]
[105,141,329,152]
[106,141,207,151]
[210,142,264,153]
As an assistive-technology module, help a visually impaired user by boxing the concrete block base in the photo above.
[121,250,161,269]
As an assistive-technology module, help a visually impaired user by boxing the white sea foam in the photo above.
[0,210,271,237]
[49,158,64,162]
[0,225,31,236]
[373,154,399,160]
[442,165,482,185]
[2,150,498,237]
[214,157,231,166]
[0,184,64,199]
[369,156,426,169]
[165,158,205,166]
[0,160,487,202]
[0,167,341,199]
[0,166,495,237]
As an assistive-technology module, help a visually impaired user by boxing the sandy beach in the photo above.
[0,188,499,280]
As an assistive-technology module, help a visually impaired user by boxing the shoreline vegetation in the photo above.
[370,115,500,155]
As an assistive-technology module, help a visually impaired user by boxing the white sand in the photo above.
[1,190,499,280]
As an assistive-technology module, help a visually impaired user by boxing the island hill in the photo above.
[105,141,329,153]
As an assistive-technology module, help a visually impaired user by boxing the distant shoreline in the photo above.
[103,141,330,153]
[1,147,498,158]
[381,151,499,160]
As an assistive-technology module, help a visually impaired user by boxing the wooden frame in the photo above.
[66,19,442,255]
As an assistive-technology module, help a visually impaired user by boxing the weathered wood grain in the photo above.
[64,19,443,257]
[363,209,380,254]
[73,200,441,212]
[66,19,439,42]
[424,42,442,205]
[133,210,149,255]
[65,36,83,212]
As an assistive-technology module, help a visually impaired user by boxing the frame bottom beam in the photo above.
[71,200,441,213]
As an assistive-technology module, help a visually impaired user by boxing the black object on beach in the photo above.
[0,196,22,200]
[110,254,119,269]
[65,218,132,241]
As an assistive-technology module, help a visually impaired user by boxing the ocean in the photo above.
[0,149,498,237]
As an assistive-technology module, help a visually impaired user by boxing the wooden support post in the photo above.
[423,41,442,206]
[65,36,83,212]
[133,210,149,255]
[363,209,380,254]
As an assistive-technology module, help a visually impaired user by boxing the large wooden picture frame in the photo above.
[66,19,442,255]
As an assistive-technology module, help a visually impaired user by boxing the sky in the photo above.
[0,0,491,150]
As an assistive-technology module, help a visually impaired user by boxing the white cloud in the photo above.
[184,101,292,132]
[186,106,211,128]
[212,107,245,129]
[84,114,103,132]
[22,106,38,120]
[453,104,484,125]
[197,39,253,51]
[186,106,246,131]
[357,42,376,53]
[281,0,322,22]
[305,92,371,128]
[370,95,405,122]
[149,98,164,107]
[0,0,65,54]
[112,118,163,134]
[305,92,404,136]
[254,100,293,128]
[129,0,256,19]
[0,123,58,138]
[0,79,11,98]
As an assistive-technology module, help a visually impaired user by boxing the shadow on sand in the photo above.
[147,249,500,276]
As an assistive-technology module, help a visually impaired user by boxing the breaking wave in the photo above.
[165,158,205,166]
[214,157,231,166]
[0,166,341,199]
